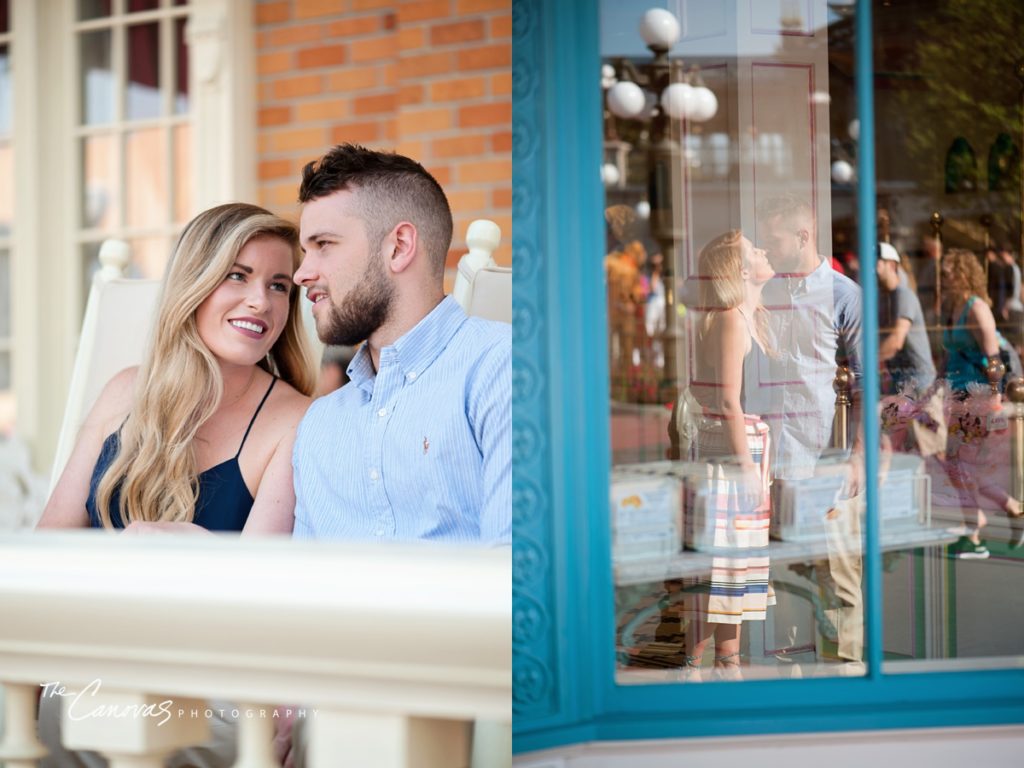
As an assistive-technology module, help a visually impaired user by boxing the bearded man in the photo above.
[291,143,511,544]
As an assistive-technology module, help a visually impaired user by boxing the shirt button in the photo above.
[377,407,387,418]
[406,372,417,382]
[369,469,379,481]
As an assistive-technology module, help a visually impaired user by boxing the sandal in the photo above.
[666,654,703,682]
[712,652,743,681]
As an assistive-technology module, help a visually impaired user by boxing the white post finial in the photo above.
[454,220,501,309]
[465,219,501,259]
[97,239,131,282]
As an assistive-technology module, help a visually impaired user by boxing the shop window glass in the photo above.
[603,0,1024,685]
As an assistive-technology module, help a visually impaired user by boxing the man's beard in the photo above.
[767,250,799,274]
[317,256,395,347]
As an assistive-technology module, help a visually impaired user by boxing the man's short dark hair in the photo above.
[299,143,454,278]
[756,193,814,224]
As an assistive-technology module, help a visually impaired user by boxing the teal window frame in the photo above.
[512,0,1024,755]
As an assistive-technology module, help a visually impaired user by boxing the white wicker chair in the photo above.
[49,240,162,492]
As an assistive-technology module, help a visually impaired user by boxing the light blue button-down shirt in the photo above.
[759,258,863,478]
[292,296,511,544]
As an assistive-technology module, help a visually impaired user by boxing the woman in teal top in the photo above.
[940,248,1021,559]
[940,247,1021,393]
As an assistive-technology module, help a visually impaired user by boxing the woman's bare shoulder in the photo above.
[106,365,140,396]
[266,379,313,429]
[708,307,745,335]
[969,297,995,323]
[89,366,139,429]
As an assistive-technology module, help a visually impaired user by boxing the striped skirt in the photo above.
[684,414,776,625]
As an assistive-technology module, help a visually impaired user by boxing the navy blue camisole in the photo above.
[86,377,277,531]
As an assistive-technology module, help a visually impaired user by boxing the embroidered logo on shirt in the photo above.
[423,436,430,454]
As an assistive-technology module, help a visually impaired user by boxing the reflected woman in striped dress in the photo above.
[679,230,776,681]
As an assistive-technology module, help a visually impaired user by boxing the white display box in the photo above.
[771,453,930,541]
[610,467,684,563]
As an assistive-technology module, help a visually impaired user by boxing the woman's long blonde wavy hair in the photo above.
[697,230,774,355]
[95,203,317,528]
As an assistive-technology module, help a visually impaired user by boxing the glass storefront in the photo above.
[601,0,1024,684]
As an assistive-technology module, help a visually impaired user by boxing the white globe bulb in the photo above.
[831,160,854,184]
[660,82,694,120]
[607,80,646,119]
[635,200,651,220]
[688,86,718,122]
[639,8,681,49]
[602,163,621,186]
[601,64,616,89]
[848,118,860,142]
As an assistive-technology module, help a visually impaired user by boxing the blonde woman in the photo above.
[679,230,775,680]
[38,203,316,534]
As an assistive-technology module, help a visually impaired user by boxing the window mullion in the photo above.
[160,12,173,231]
[112,10,126,232]
[854,0,883,680]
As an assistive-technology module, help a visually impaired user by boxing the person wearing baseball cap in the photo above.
[877,241,936,396]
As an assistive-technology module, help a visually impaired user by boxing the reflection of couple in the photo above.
[36,144,511,766]
[674,195,865,676]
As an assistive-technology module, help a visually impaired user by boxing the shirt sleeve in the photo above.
[895,286,916,321]
[291,409,310,538]
[837,277,864,387]
[469,332,512,544]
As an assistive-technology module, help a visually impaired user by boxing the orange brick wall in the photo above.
[253,0,512,269]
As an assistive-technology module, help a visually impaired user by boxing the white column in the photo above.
[233,702,278,768]
[0,682,48,766]
[11,0,78,473]
[470,720,512,768]
[306,711,470,768]
[188,0,257,211]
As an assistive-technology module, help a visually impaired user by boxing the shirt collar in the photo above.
[346,296,468,392]
[805,256,831,285]
[346,344,376,394]
[787,256,830,296]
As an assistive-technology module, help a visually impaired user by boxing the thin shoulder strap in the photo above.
[956,296,978,326]
[236,377,277,459]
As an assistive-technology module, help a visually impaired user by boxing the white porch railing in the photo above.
[0,533,511,767]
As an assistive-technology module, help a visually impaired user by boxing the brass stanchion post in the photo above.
[932,211,944,322]
[833,365,852,451]
[985,355,1006,395]
[1008,378,1024,507]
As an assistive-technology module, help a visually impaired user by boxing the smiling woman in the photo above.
[193,236,295,368]
[36,202,317,537]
